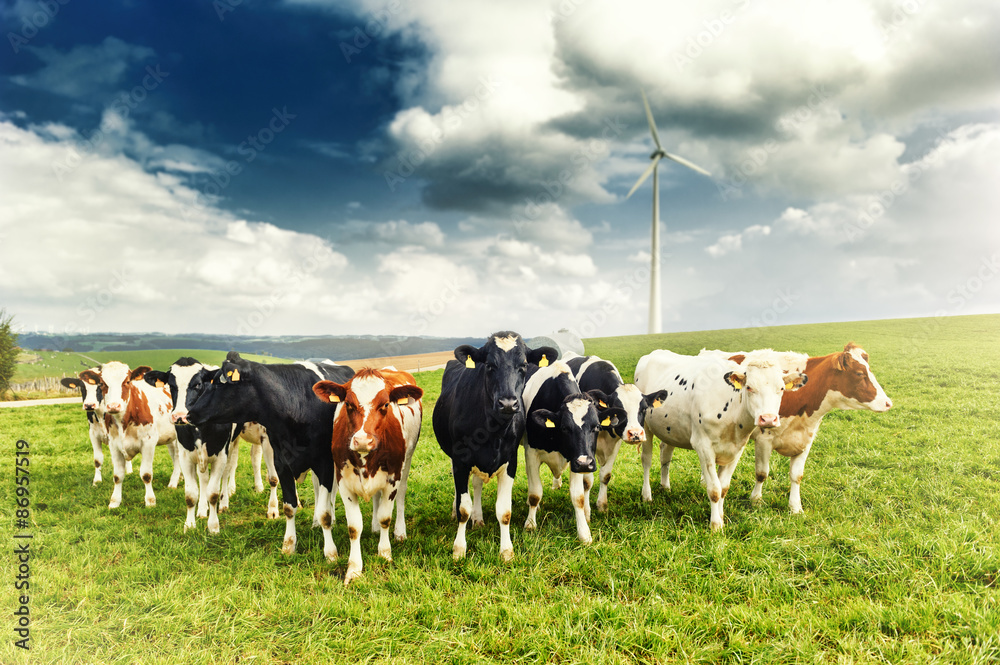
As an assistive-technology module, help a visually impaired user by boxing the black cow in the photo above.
[432,332,556,561]
[185,352,354,560]
[521,361,624,543]
[565,354,669,512]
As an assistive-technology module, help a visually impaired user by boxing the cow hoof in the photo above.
[596,501,608,513]
[145,497,156,507]
[325,546,338,562]
[452,544,467,560]
[394,532,407,543]
[750,495,764,506]
[183,520,195,532]
[207,522,220,535]
[108,501,120,509]
[579,536,593,545]
[710,520,724,532]
[471,519,485,529]
[523,519,536,531]
[282,538,296,555]
[197,510,208,519]
[344,565,362,585]
[790,506,804,515]
[641,492,652,503]
[378,547,392,561]
[500,548,514,563]
[267,507,280,520]
[93,476,102,485]
[218,505,229,514]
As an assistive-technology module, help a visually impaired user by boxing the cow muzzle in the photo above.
[624,428,645,443]
[757,414,780,429]
[573,455,596,473]
[351,433,376,454]
[497,398,520,415]
[105,403,123,414]
[171,412,189,424]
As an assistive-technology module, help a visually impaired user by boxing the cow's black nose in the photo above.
[498,398,519,414]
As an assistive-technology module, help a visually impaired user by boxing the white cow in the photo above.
[62,371,131,483]
[80,362,180,509]
[635,349,808,530]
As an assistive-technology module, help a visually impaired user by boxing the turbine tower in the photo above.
[626,89,711,334]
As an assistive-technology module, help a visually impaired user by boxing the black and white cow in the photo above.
[185,352,354,560]
[564,354,669,513]
[143,358,280,532]
[61,370,132,483]
[521,361,624,543]
[432,332,557,561]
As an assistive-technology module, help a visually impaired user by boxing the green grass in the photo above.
[2,314,1000,663]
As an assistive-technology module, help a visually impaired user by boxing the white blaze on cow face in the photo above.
[848,347,893,412]
[170,363,209,424]
[614,384,646,443]
[493,335,518,352]
[80,368,103,410]
[566,397,591,429]
[347,374,389,453]
[99,362,131,414]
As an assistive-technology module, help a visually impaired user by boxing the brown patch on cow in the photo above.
[709,489,721,503]
[574,494,585,509]
[602,473,612,486]
[95,460,101,468]
[209,493,219,506]
[320,512,333,528]
[185,496,196,508]
[121,382,155,428]
[756,472,768,483]
[793,474,804,485]
[268,476,278,487]
[388,489,397,501]
[583,477,592,492]
[780,345,879,418]
[728,354,746,365]
[113,475,121,484]
[283,504,295,519]
[459,506,470,521]
[379,516,391,530]
[348,525,359,540]
[527,494,541,507]
[141,472,152,484]
[500,511,511,525]
[720,486,729,499]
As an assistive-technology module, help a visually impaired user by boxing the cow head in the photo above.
[313,369,423,455]
[829,343,893,412]
[80,362,149,415]
[530,391,624,473]
[62,371,104,411]
[185,352,253,427]
[725,350,808,429]
[144,357,214,424]
[454,332,557,419]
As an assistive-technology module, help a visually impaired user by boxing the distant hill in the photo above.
[15,332,481,362]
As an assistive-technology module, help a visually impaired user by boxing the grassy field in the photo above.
[1,314,999,664]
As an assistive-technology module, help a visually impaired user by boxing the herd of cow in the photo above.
[61,331,892,585]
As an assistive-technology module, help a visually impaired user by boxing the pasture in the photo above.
[2,314,999,664]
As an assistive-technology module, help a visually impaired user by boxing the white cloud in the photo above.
[12,37,156,99]
[706,224,770,257]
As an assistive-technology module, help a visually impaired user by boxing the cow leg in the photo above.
[225,441,239,495]
[278,468,300,555]
[90,428,104,484]
[393,437,417,542]
[251,442,265,493]
[311,482,337,563]
[180,448,199,531]
[693,439,724,531]
[311,471,323,527]
[125,458,133,475]
[788,441,814,515]
[219,445,240,513]
[595,433,621,513]
[751,438,773,505]
[165,441,181,489]
[108,441,127,509]
[341,486,363,583]
[263,439,279,519]
[583,472,593,523]
[377,484,395,561]
[523,447,544,530]
[371,491,382,533]
[660,443,675,491]
[139,436,158,507]
[470,475,485,528]
[196,447,211,519]
[640,436,654,502]
[569,472,593,544]
[551,473,563,490]
[716,445,748,527]
[452,462,473,560]
[205,447,230,534]
[496,463,514,563]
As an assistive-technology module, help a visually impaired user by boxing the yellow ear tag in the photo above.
[231,368,240,382]
[785,381,794,390]
[397,397,410,405]
[538,355,549,368]
[544,419,555,428]
[598,400,607,408]
[601,417,611,427]
[87,379,96,385]
[465,357,475,368]
[329,394,340,403]
[731,378,743,390]
[652,399,662,408]
[155,380,164,388]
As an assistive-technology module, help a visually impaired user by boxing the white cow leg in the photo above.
[219,446,240,513]
[281,503,298,555]
[376,484,395,562]
[205,448,229,534]
[583,472,593,522]
[496,466,514,563]
[595,434,622,513]
[180,449,199,531]
[251,442,264,493]
[471,475,485,528]
[311,471,323,528]
[196,452,211,519]
[393,441,416,542]
[166,441,181,489]
[342,487,363,584]
[660,443,675,491]
[751,439,773,505]
[314,483,337,563]
[125,458,133,475]
[263,441,280,519]
[569,472,593,544]
[108,443,127,509]
[523,448,543,530]
[90,431,104,484]
[453,490,473,560]
[715,446,747,528]
[695,445,724,531]
[788,442,813,514]
[371,491,382,533]
[640,436,654,502]
[138,438,157,507]
[226,441,239,495]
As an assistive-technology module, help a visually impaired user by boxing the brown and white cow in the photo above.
[750,343,893,513]
[313,367,423,585]
[61,370,132,483]
[80,362,180,509]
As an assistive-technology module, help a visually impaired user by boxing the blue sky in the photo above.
[1,0,998,339]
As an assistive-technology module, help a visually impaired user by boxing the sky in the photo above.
[1,0,998,341]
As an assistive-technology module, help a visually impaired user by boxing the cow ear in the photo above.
[601,407,626,429]
[313,381,347,404]
[531,409,558,429]
[784,372,808,391]
[644,389,670,410]
[835,350,852,372]
[725,371,746,390]
[79,370,102,386]
[219,361,246,384]
[586,389,612,410]
[143,370,168,388]
[455,345,485,368]
[527,347,558,367]
[61,377,84,391]
[389,384,423,406]
[129,366,152,382]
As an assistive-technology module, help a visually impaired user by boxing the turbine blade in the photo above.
[626,155,661,198]
[640,89,663,151]
[664,152,711,177]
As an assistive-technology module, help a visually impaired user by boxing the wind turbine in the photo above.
[626,89,711,335]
